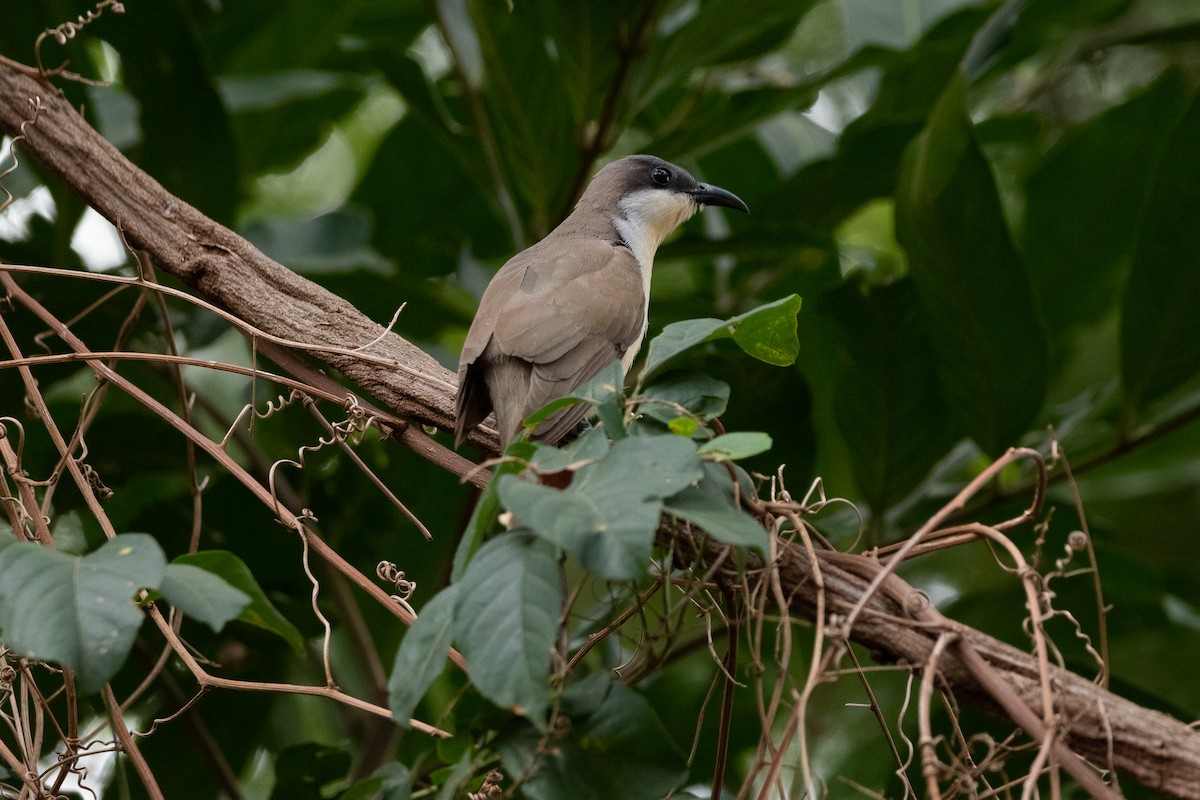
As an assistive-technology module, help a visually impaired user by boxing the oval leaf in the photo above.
[389,584,460,726]
[160,563,250,632]
[499,435,702,580]
[453,533,561,720]
[896,77,1048,454]
[698,432,772,462]
[643,295,802,378]
[1121,89,1200,416]
[173,551,304,653]
[0,533,166,692]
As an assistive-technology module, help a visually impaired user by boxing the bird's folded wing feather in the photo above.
[456,237,645,444]
[491,237,644,365]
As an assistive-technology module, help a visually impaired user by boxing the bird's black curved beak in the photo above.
[690,183,749,214]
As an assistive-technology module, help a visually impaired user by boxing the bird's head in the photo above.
[580,155,749,261]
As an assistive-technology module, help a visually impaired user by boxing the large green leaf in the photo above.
[466,0,577,235]
[498,435,702,580]
[896,77,1048,454]
[171,551,303,653]
[453,533,561,721]
[698,432,773,462]
[0,534,166,692]
[824,279,958,509]
[638,372,730,426]
[1121,88,1200,416]
[1023,70,1190,332]
[642,295,802,379]
[388,585,459,725]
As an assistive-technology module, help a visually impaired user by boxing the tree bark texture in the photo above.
[2,59,1198,798]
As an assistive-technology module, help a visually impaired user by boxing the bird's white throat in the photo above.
[612,189,697,370]
[614,189,697,272]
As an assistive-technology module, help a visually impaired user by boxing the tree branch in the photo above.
[3,58,1200,799]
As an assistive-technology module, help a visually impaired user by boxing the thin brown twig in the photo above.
[144,606,448,737]
[917,633,956,800]
[1,273,469,671]
[102,684,164,800]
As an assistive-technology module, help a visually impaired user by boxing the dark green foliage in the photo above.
[3,0,1200,797]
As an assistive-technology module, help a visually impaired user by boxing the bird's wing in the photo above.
[456,237,645,445]
[455,264,524,445]
[493,234,643,360]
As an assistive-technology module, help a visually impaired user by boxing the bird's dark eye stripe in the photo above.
[650,166,671,186]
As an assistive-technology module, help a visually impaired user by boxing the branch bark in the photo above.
[3,58,1200,798]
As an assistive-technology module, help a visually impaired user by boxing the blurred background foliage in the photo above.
[3,0,1200,797]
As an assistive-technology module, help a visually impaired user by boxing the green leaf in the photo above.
[172,551,304,654]
[639,372,730,425]
[388,585,460,726]
[1121,89,1200,416]
[1023,70,1190,332]
[568,359,627,437]
[452,451,531,582]
[642,295,802,378]
[159,563,250,632]
[825,279,958,509]
[731,295,804,366]
[896,77,1048,454]
[342,764,412,800]
[668,417,699,437]
[526,428,611,474]
[498,436,702,580]
[698,432,772,462]
[0,534,166,692]
[664,485,767,550]
[497,673,687,800]
[454,533,561,721]
[270,743,351,800]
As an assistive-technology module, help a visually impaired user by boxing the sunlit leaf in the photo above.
[643,295,802,378]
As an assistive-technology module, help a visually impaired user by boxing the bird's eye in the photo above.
[650,166,672,186]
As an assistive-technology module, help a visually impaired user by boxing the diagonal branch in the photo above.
[0,61,492,452]
[3,57,1200,799]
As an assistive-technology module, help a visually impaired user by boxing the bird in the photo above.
[454,154,749,449]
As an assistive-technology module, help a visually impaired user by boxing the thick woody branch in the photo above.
[669,524,1200,798]
[3,58,1200,798]
[0,58,496,455]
